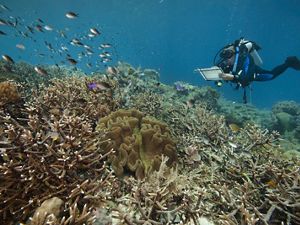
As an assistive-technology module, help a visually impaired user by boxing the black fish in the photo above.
[45,41,54,51]
[66,12,78,19]
[90,28,100,35]
[0,30,6,35]
[35,24,43,32]
[71,38,83,46]
[26,25,34,34]
[37,18,44,23]
[66,58,77,65]
[0,4,11,11]
[0,18,8,25]
[2,55,14,64]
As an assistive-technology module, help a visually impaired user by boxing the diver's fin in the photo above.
[285,56,300,70]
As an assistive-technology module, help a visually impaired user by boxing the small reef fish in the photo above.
[90,28,100,36]
[44,25,53,31]
[99,52,111,58]
[186,99,195,108]
[0,30,6,35]
[86,81,111,91]
[58,30,67,38]
[66,58,77,65]
[2,54,14,64]
[0,19,8,25]
[71,38,83,46]
[34,66,48,76]
[100,43,112,49]
[61,46,69,52]
[34,24,44,32]
[16,44,26,50]
[266,179,277,189]
[44,41,54,51]
[228,123,240,133]
[87,33,96,38]
[37,18,44,23]
[47,131,60,141]
[0,4,11,11]
[101,57,112,63]
[228,141,237,148]
[65,11,78,19]
[106,66,118,75]
[26,25,34,33]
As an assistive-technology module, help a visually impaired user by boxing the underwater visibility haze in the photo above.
[0,0,300,107]
[1,1,300,225]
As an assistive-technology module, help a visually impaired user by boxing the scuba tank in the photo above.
[214,37,263,68]
[242,39,263,66]
[213,38,263,103]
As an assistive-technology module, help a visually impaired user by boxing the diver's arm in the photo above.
[219,73,236,81]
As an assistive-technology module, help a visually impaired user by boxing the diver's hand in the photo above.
[219,73,234,80]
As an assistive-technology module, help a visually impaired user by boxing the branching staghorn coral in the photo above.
[128,91,163,118]
[178,123,299,224]
[29,76,119,124]
[0,105,115,224]
[109,157,203,225]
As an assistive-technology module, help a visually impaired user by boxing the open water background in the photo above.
[1,0,300,108]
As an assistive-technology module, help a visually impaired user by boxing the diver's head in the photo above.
[216,46,235,72]
[220,46,235,63]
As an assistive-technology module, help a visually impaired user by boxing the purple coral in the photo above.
[174,82,188,93]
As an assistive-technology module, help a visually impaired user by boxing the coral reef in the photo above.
[100,121,300,225]
[271,101,300,142]
[0,81,21,106]
[31,197,64,224]
[272,100,300,116]
[29,76,119,124]
[128,91,164,118]
[218,99,275,129]
[0,61,73,92]
[97,109,177,179]
[108,156,196,224]
[0,62,299,225]
[0,101,115,224]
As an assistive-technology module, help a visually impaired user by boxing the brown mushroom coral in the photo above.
[97,109,177,179]
[0,81,21,106]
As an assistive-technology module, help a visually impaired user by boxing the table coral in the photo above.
[97,109,177,179]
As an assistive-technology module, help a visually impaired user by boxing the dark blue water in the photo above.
[1,0,300,108]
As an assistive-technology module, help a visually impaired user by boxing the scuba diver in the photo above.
[214,37,300,103]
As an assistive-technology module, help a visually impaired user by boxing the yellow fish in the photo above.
[229,123,240,133]
[266,180,277,189]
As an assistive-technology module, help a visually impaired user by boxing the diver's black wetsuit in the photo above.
[227,54,298,88]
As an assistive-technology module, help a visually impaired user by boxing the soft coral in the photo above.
[0,81,21,106]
